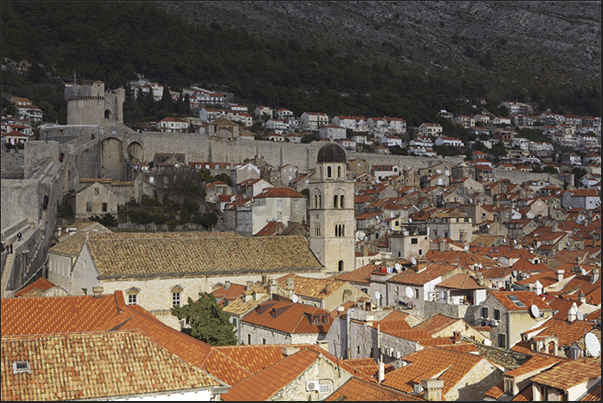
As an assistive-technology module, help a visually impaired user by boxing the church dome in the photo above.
[317,143,347,163]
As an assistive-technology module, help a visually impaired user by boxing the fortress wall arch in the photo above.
[127,141,144,162]
[100,137,125,180]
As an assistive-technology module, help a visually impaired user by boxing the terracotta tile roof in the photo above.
[438,343,480,354]
[343,358,395,379]
[221,349,318,401]
[491,291,551,312]
[580,383,601,401]
[335,264,379,285]
[388,264,458,286]
[512,383,534,401]
[254,220,286,236]
[85,233,323,278]
[436,273,486,290]
[504,354,564,378]
[530,358,601,390]
[481,266,515,280]
[325,376,422,401]
[522,318,595,347]
[382,347,485,396]
[49,231,89,256]
[212,283,247,302]
[1,293,125,336]
[14,278,56,297]
[279,275,349,300]
[413,314,459,335]
[1,330,220,401]
[425,250,500,268]
[241,300,331,334]
[548,298,584,319]
[222,291,271,316]
[484,380,505,399]
[254,187,305,199]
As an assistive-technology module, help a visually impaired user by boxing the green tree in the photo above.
[89,213,118,227]
[171,292,237,346]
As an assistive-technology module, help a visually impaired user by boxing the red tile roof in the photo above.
[382,347,486,396]
[254,187,305,199]
[14,278,56,297]
[1,292,125,336]
[491,291,551,312]
[221,349,318,401]
[530,358,601,390]
[241,300,331,334]
[521,318,594,348]
[325,376,422,401]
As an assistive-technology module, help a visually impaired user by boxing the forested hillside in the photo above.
[1,2,599,126]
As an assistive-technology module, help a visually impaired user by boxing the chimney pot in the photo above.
[246,280,254,291]
[555,269,564,283]
[225,281,230,289]
[453,331,461,343]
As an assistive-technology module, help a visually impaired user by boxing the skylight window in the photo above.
[507,295,526,308]
[13,361,31,374]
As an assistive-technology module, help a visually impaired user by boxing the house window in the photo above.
[172,292,181,307]
[494,309,500,320]
[411,238,418,244]
[232,318,238,328]
[248,334,252,345]
[482,307,489,318]
[338,260,344,272]
[262,338,267,345]
[86,202,92,212]
[94,188,99,195]
[102,203,108,212]
[340,195,345,208]
[128,294,137,305]
[327,166,332,178]
[498,333,506,349]
[418,249,423,255]
[414,289,419,298]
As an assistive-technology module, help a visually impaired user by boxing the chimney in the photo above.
[421,379,444,401]
[555,269,564,283]
[439,239,446,251]
[282,346,299,356]
[591,268,599,283]
[325,283,331,294]
[362,243,369,257]
[578,290,586,304]
[225,281,231,289]
[453,331,461,343]
[286,276,294,289]
[416,260,428,273]
[246,280,254,291]
[568,302,577,323]
[261,274,268,284]
[477,273,484,286]
[92,286,103,299]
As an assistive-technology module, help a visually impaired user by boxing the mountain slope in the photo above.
[155,1,601,95]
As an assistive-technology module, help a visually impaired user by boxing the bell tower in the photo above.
[309,143,355,273]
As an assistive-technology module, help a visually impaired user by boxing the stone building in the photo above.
[74,182,118,221]
[46,232,325,329]
[308,144,356,273]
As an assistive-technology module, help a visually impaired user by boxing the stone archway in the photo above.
[100,137,125,180]
[127,141,144,162]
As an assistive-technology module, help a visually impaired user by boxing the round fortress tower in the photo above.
[64,81,124,126]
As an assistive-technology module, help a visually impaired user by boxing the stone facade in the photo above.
[75,182,118,220]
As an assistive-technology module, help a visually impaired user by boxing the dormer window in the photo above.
[13,361,31,374]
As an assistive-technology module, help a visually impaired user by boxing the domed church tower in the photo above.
[309,144,355,273]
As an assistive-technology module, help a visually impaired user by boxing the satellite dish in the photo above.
[411,257,417,265]
[503,238,507,243]
[405,287,414,299]
[375,291,381,301]
[585,332,601,357]
[581,268,587,276]
[530,305,540,318]
[487,224,490,229]
[483,339,492,346]
[512,270,517,277]
[464,245,469,251]
[395,263,401,272]
[577,311,584,320]
[513,239,517,244]
[408,218,412,223]
[291,294,299,303]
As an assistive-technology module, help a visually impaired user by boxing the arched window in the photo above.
[342,224,345,237]
[314,194,318,209]
[327,166,332,178]
[338,166,342,178]
[340,195,345,209]
[335,225,339,237]
[338,260,344,272]
[334,195,339,208]
[319,194,322,208]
